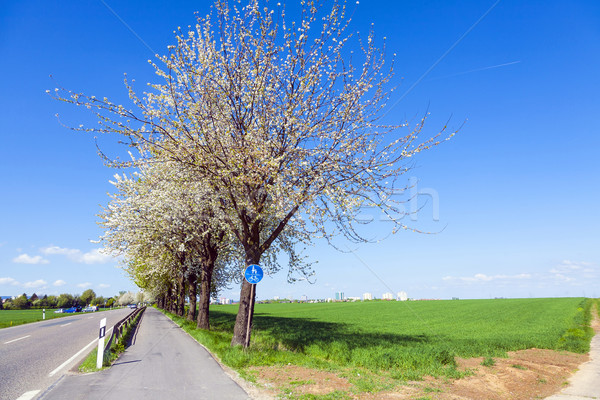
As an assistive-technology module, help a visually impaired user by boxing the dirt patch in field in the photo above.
[250,364,352,397]
[250,349,588,399]
[439,349,587,400]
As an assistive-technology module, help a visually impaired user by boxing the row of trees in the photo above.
[0,290,147,310]
[55,0,451,346]
[1,289,109,310]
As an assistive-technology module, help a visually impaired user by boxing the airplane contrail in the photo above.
[425,60,522,81]
[382,0,503,116]
[100,0,156,55]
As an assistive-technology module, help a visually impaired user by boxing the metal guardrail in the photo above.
[102,306,146,365]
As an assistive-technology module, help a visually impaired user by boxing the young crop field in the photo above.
[0,309,81,328]
[162,297,595,397]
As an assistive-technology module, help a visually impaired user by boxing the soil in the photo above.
[248,308,599,399]
[251,349,587,399]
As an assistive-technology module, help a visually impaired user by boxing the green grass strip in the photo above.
[0,309,90,328]
[78,309,144,372]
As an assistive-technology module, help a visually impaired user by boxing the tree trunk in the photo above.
[165,283,175,313]
[197,263,214,330]
[176,274,186,317]
[231,278,257,347]
[231,238,262,347]
[187,272,198,322]
[170,284,177,314]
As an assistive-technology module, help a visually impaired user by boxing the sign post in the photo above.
[96,317,107,369]
[43,309,45,320]
[244,264,263,348]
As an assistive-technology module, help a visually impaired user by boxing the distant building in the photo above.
[347,296,361,302]
[397,291,408,301]
[300,295,308,301]
[219,297,232,305]
[363,292,373,301]
[273,296,280,301]
[382,292,394,300]
[335,292,345,301]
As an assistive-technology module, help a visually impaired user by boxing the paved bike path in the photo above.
[545,314,600,400]
[39,307,251,400]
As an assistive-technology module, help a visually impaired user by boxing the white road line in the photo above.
[48,326,113,377]
[15,390,40,400]
[59,322,72,327]
[3,335,31,344]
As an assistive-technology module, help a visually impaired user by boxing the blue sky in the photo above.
[1,0,598,301]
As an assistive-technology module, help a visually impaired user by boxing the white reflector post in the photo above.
[96,317,107,369]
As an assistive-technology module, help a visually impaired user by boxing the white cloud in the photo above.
[443,273,532,282]
[53,279,67,287]
[80,248,113,264]
[77,282,92,288]
[41,246,113,264]
[41,246,80,257]
[559,260,592,270]
[98,283,110,288]
[553,273,576,283]
[443,261,598,289]
[23,279,48,289]
[13,254,50,264]
[0,277,20,286]
[547,260,597,284]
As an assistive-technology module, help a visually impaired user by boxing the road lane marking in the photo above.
[16,390,40,400]
[48,326,113,377]
[3,335,31,344]
[59,322,72,327]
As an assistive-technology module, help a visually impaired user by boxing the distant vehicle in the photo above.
[127,304,137,309]
[64,306,82,313]
[82,306,98,312]
[54,308,64,313]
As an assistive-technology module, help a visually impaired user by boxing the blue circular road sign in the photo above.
[244,264,263,284]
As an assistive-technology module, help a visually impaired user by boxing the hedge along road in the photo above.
[38,307,251,400]
[0,308,132,400]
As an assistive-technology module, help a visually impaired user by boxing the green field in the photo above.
[0,309,84,328]
[163,297,595,385]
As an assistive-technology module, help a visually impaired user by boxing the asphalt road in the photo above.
[0,308,132,400]
[39,307,251,400]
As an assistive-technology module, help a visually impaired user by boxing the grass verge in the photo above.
[78,309,144,373]
[556,298,595,353]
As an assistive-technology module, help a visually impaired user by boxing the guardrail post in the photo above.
[97,318,107,369]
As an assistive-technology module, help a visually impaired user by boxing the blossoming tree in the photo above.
[54,0,453,346]
[99,160,234,328]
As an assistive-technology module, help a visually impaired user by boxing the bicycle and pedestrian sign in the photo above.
[244,264,263,284]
